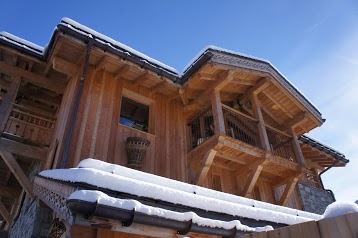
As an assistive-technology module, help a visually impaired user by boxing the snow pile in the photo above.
[0,32,44,54]
[77,158,320,220]
[322,201,358,219]
[69,190,273,232]
[39,159,320,225]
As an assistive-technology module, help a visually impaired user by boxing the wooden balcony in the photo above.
[188,104,301,188]
[2,104,55,148]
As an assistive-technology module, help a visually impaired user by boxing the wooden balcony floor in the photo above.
[188,134,300,182]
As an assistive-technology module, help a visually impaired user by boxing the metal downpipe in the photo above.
[60,38,94,168]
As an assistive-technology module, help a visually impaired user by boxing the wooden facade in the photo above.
[0,18,349,237]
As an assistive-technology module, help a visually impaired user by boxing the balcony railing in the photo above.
[3,104,56,147]
[222,105,261,148]
[265,126,296,162]
[188,109,214,149]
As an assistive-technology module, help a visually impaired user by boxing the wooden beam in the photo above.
[0,61,66,93]
[179,88,189,105]
[0,185,21,198]
[0,150,34,198]
[114,64,130,79]
[262,91,294,119]
[281,111,307,131]
[150,80,166,93]
[289,127,305,166]
[194,149,217,185]
[0,75,21,132]
[184,70,235,110]
[251,93,271,152]
[232,78,256,86]
[95,57,108,71]
[52,57,79,76]
[278,176,299,206]
[0,200,11,224]
[240,77,271,104]
[211,91,226,135]
[132,70,149,85]
[233,159,266,178]
[0,138,47,160]
[241,165,263,197]
[260,102,284,125]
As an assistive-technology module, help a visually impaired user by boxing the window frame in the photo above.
[119,88,156,134]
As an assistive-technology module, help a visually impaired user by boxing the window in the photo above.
[119,89,155,134]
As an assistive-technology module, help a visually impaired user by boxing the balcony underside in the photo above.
[188,134,300,183]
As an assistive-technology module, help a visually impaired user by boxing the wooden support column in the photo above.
[241,164,263,197]
[0,75,21,132]
[289,127,305,166]
[0,200,12,225]
[211,90,226,136]
[194,149,217,185]
[279,176,299,206]
[0,150,34,198]
[251,93,271,152]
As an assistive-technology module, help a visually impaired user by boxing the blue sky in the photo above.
[1,1,358,201]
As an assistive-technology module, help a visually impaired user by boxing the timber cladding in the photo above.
[63,68,188,182]
[240,212,358,238]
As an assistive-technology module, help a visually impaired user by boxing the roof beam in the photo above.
[0,75,20,132]
[114,64,130,79]
[281,112,307,131]
[132,70,149,86]
[194,149,217,185]
[52,56,79,77]
[0,61,66,93]
[260,102,284,125]
[239,77,271,104]
[262,91,293,119]
[150,80,166,93]
[0,150,34,198]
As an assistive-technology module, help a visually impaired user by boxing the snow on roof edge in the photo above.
[60,17,179,76]
[39,167,318,225]
[69,190,274,232]
[0,31,44,55]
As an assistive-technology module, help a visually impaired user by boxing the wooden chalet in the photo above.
[0,18,349,237]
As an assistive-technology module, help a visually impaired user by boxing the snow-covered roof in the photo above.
[40,159,321,226]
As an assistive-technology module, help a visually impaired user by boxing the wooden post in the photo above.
[251,93,271,152]
[0,200,12,225]
[289,127,305,166]
[0,150,34,198]
[194,149,217,185]
[241,165,263,197]
[279,176,299,206]
[211,90,226,136]
[0,75,21,132]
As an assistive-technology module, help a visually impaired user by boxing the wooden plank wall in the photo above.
[60,68,188,182]
[275,184,303,210]
[241,212,358,238]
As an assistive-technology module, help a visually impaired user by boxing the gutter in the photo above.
[60,37,93,168]
[67,199,248,238]
[56,23,179,83]
[318,158,340,202]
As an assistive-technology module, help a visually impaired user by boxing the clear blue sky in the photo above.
[1,1,358,201]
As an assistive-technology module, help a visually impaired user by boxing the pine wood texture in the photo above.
[241,212,358,238]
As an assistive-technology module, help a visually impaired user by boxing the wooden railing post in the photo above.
[289,126,305,166]
[211,90,226,136]
[250,93,271,152]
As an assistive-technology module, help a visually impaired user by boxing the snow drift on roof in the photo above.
[40,159,320,225]
[0,32,44,54]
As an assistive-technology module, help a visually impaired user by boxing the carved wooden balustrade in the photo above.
[3,104,56,147]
